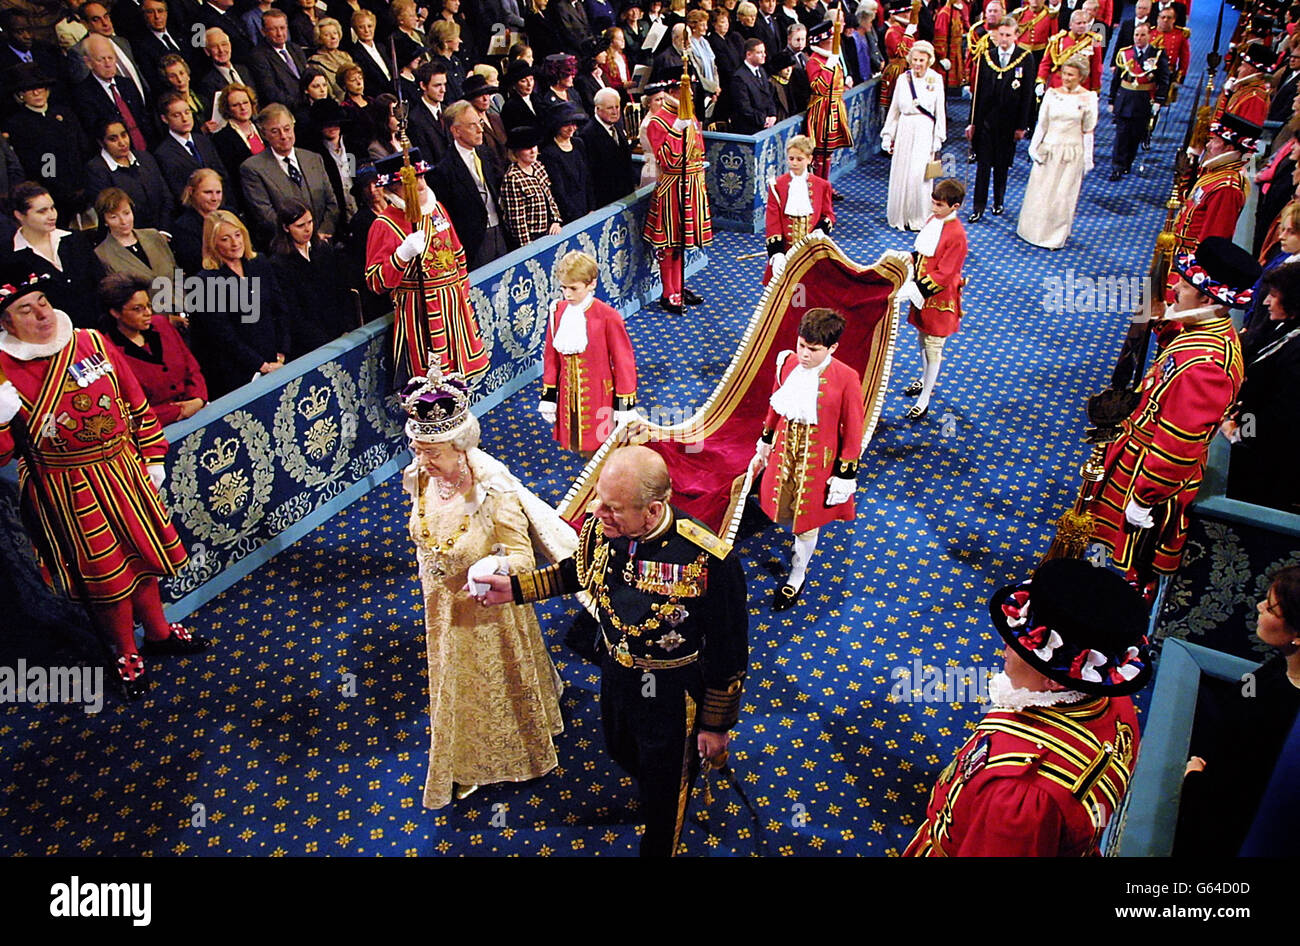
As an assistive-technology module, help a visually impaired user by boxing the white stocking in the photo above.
[788,528,820,591]
[916,346,943,410]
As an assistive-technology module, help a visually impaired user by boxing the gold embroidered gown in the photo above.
[405,464,564,809]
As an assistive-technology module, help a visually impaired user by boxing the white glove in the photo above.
[147,464,166,490]
[881,135,893,153]
[904,23,917,35]
[1125,498,1154,529]
[395,229,428,263]
[826,475,856,506]
[940,58,951,71]
[538,400,557,424]
[1029,147,1045,165]
[824,52,840,70]
[467,554,508,596]
[750,439,772,475]
[811,228,827,238]
[770,252,788,278]
[0,381,20,424]
[1034,79,1045,98]
[1151,103,1162,118]
[613,408,639,427]
[900,279,925,308]
[672,117,689,131]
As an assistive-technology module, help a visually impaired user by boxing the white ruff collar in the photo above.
[985,672,1089,712]
[1162,302,1226,323]
[552,294,593,355]
[0,309,74,360]
[769,352,830,424]
[784,171,814,217]
[388,190,438,216]
[914,211,955,257]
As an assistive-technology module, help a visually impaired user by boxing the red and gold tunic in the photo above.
[1013,4,1055,54]
[1152,24,1190,81]
[642,102,711,250]
[1037,29,1105,91]
[0,325,188,603]
[365,200,490,382]
[1166,152,1247,300]
[904,696,1141,856]
[806,49,854,152]
[762,171,835,284]
[934,0,973,88]
[541,298,638,454]
[909,216,969,337]
[1090,314,1242,575]
[881,23,918,113]
[759,353,865,534]
[1212,72,1271,128]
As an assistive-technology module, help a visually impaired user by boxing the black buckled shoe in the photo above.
[140,623,212,657]
[682,287,704,305]
[116,653,150,701]
[905,403,929,421]
[903,380,923,396]
[659,295,684,314]
[991,205,1004,216]
[772,582,803,612]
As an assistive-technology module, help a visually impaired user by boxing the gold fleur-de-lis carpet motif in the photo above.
[1,16,1230,854]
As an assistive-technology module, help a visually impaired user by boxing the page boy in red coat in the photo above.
[765,134,835,283]
[900,178,968,420]
[539,250,638,456]
[748,307,866,611]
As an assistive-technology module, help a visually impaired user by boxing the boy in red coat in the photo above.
[748,308,866,611]
[901,178,968,420]
[764,135,835,283]
[539,251,638,456]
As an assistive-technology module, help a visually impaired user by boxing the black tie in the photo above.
[285,156,303,186]
[186,139,202,164]
[163,33,178,52]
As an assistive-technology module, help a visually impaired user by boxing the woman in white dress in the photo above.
[1017,56,1097,249]
[882,41,947,231]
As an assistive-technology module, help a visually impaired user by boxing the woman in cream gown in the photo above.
[882,42,947,231]
[1017,57,1097,249]
[401,372,575,809]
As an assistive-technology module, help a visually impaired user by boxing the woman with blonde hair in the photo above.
[170,167,227,275]
[881,40,946,231]
[193,209,291,396]
[429,19,468,102]
[1017,55,1097,249]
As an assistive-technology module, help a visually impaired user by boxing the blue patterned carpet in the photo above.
[0,9,1226,857]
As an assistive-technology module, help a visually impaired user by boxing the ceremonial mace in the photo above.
[676,61,695,300]
[0,370,119,681]
[391,37,431,353]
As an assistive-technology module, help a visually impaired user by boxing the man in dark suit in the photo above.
[0,11,66,95]
[755,0,787,58]
[248,8,308,108]
[74,34,158,152]
[1108,21,1169,179]
[1112,0,1156,54]
[431,100,508,270]
[579,87,635,207]
[552,0,595,52]
[407,61,452,171]
[134,0,200,88]
[153,90,229,202]
[194,0,257,62]
[1270,47,1300,125]
[195,27,254,104]
[967,18,1035,220]
[240,103,340,245]
[66,1,151,100]
[730,38,779,133]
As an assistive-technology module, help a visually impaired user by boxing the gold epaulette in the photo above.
[1179,26,1190,38]
[676,518,731,560]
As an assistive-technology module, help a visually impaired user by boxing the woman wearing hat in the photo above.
[1017,55,1097,249]
[1091,236,1259,590]
[905,558,1152,856]
[400,371,570,807]
[0,272,208,701]
[538,51,582,118]
[500,59,542,134]
[539,102,592,224]
[3,64,89,228]
[500,125,565,246]
[463,73,508,167]
[304,97,361,220]
[881,41,946,230]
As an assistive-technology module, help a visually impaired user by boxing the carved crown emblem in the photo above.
[200,436,240,474]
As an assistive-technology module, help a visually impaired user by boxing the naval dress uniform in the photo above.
[510,508,748,857]
[1109,42,1170,176]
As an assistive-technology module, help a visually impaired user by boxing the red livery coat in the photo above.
[881,23,918,113]
[541,298,638,453]
[1166,153,1247,300]
[762,171,835,283]
[365,201,490,381]
[642,103,711,250]
[759,353,865,534]
[1014,4,1056,52]
[933,1,973,88]
[0,326,188,602]
[1037,30,1105,91]
[806,49,854,152]
[1152,25,1191,81]
[1212,72,1271,128]
[908,216,969,337]
[905,696,1141,856]
[1090,314,1242,574]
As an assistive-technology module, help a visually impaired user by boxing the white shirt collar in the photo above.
[169,129,195,147]
[101,147,137,169]
[14,227,70,264]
